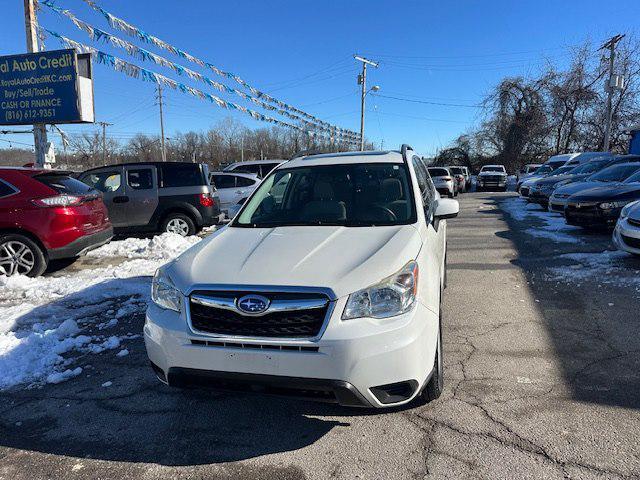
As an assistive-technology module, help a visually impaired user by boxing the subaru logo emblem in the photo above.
[236,294,270,315]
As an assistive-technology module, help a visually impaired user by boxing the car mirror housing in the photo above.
[434,198,459,220]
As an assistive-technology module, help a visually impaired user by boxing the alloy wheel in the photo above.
[166,218,190,236]
[0,240,36,276]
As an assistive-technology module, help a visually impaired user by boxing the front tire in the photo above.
[162,213,196,237]
[422,310,444,402]
[0,234,47,277]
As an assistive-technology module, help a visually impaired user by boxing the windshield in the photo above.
[428,168,450,177]
[481,166,505,172]
[548,166,575,176]
[449,167,463,174]
[572,159,610,174]
[234,163,416,227]
[623,170,640,183]
[589,164,640,182]
[533,165,553,175]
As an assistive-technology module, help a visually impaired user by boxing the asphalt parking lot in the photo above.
[1,191,639,480]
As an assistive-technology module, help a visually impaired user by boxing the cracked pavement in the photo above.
[1,192,639,479]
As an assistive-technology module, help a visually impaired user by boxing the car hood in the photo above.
[568,183,640,202]
[166,224,423,299]
[553,180,607,196]
[537,173,587,187]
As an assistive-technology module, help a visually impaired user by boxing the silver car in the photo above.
[428,167,456,198]
[210,171,260,217]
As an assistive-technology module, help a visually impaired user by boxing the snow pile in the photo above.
[0,233,201,390]
[549,250,640,290]
[501,197,582,244]
[88,232,200,260]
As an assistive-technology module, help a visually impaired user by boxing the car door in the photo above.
[233,175,257,201]
[79,167,128,227]
[412,156,443,312]
[125,165,158,227]
[211,174,237,209]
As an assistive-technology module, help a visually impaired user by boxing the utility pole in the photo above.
[156,84,167,161]
[24,0,48,168]
[354,55,378,151]
[601,34,625,152]
[240,137,244,162]
[97,121,113,165]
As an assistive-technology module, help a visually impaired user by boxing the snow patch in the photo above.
[0,233,200,390]
[501,197,582,243]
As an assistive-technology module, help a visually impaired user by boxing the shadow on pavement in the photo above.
[0,278,351,466]
[493,194,640,410]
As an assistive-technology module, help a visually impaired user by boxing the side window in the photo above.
[412,156,435,220]
[0,179,17,198]
[80,171,122,193]
[160,163,203,187]
[235,176,255,187]
[213,175,235,189]
[127,169,154,190]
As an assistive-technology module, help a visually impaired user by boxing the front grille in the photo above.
[189,290,330,338]
[481,175,503,182]
[622,234,640,249]
[520,186,530,196]
[190,339,320,352]
[628,218,640,228]
[555,193,570,199]
[550,203,565,212]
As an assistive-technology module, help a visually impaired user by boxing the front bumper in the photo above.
[528,190,551,205]
[565,204,621,229]
[613,218,640,255]
[48,226,114,260]
[548,197,568,214]
[478,178,507,190]
[144,296,438,408]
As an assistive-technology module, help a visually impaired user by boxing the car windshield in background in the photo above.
[428,168,450,177]
[449,167,463,174]
[623,170,640,183]
[549,166,575,176]
[35,174,95,195]
[590,164,640,182]
[234,163,416,227]
[574,160,610,174]
[482,167,505,172]
[534,165,553,174]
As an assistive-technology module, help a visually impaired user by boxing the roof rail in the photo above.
[400,144,413,162]
[290,149,327,160]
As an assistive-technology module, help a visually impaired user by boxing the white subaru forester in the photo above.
[145,145,459,408]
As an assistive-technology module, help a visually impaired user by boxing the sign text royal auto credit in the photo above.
[0,49,81,125]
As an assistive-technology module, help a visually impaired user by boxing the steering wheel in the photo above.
[370,205,397,222]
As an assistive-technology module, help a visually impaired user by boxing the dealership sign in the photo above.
[0,49,94,125]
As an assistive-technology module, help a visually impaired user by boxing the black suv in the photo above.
[79,162,222,236]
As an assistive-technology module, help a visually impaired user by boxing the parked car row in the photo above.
[517,152,640,255]
[426,166,470,197]
[0,159,285,277]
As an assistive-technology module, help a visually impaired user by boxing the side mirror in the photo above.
[434,198,459,220]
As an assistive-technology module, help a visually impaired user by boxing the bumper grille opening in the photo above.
[370,380,418,404]
[628,218,640,228]
[166,368,371,407]
[621,234,640,249]
[189,290,330,338]
[150,361,167,383]
[189,339,319,352]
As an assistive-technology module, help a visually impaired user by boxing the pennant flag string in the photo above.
[39,0,359,142]
[44,0,359,138]
[43,30,359,146]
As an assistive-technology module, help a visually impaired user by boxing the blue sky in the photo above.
[2,0,640,157]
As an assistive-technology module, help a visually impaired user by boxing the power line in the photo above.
[372,93,482,108]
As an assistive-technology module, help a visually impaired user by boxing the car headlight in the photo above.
[599,200,631,210]
[151,268,182,313]
[342,262,418,320]
[620,201,639,219]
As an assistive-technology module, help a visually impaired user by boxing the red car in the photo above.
[0,168,113,277]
